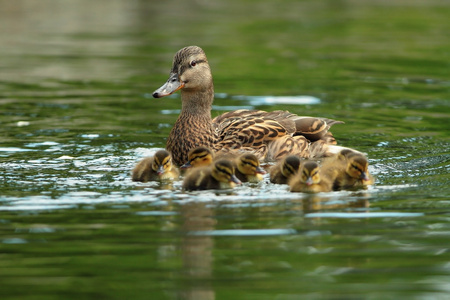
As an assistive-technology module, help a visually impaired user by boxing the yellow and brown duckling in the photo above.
[269,155,301,184]
[235,153,266,183]
[289,161,332,193]
[180,146,215,169]
[131,150,179,182]
[152,46,344,166]
[182,159,242,191]
[321,149,374,190]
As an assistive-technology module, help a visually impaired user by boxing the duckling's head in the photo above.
[345,153,370,181]
[299,161,321,186]
[153,46,212,98]
[338,148,362,161]
[152,150,173,175]
[237,153,266,176]
[281,155,301,177]
[181,147,214,169]
[211,159,242,185]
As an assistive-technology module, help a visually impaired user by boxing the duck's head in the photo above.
[181,146,214,169]
[299,161,321,186]
[345,153,370,181]
[281,155,301,178]
[153,46,213,98]
[152,150,174,175]
[237,153,266,176]
[211,159,242,185]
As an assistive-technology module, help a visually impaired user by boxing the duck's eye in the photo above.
[190,60,197,67]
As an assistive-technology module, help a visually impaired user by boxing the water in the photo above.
[1,0,450,299]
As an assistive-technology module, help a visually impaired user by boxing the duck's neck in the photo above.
[180,86,214,119]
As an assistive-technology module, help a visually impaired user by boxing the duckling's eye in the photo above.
[190,60,197,67]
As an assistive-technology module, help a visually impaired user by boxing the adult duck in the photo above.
[153,46,343,166]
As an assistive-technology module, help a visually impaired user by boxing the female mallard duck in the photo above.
[235,153,266,183]
[132,149,179,182]
[289,161,332,193]
[321,149,374,190]
[182,159,242,191]
[269,155,301,184]
[152,46,344,166]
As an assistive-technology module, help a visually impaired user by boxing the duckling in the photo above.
[132,150,179,182]
[321,150,374,190]
[180,146,215,169]
[182,159,242,191]
[152,46,344,166]
[289,161,332,193]
[235,153,267,183]
[269,155,301,184]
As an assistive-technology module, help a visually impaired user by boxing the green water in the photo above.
[1,0,449,299]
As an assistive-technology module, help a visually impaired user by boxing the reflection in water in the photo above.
[301,193,370,214]
[179,202,216,300]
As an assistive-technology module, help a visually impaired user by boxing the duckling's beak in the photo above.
[255,166,267,175]
[305,176,314,186]
[180,161,192,170]
[230,174,242,185]
[157,165,165,175]
[152,72,185,98]
[360,171,369,181]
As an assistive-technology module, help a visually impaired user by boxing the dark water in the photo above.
[1,0,449,299]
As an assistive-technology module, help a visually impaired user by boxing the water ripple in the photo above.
[305,212,424,218]
[187,228,297,236]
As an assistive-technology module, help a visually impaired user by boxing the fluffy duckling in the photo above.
[181,146,215,169]
[289,161,332,193]
[132,150,179,182]
[321,150,374,190]
[182,159,242,191]
[152,46,344,166]
[235,153,267,183]
[269,155,301,184]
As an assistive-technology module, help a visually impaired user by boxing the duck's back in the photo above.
[269,164,289,184]
[182,167,220,191]
[132,157,157,182]
[212,109,342,161]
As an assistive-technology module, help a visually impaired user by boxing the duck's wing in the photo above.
[266,135,309,160]
[292,116,344,142]
[213,109,295,134]
[212,109,344,160]
[213,109,343,142]
[213,111,288,149]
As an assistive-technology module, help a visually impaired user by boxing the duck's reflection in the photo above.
[179,202,216,300]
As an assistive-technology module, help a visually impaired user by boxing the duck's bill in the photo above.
[360,171,369,181]
[230,175,242,185]
[180,161,192,170]
[152,73,185,98]
[157,165,165,175]
[255,166,267,175]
